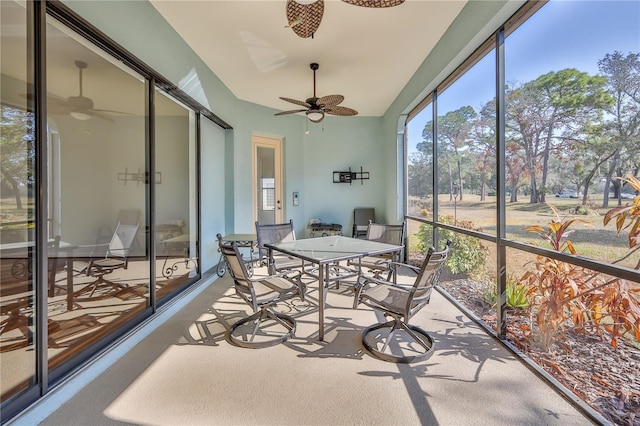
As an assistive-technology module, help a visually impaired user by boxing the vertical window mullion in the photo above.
[34,0,49,396]
[148,77,156,310]
[495,28,507,339]
[432,90,439,248]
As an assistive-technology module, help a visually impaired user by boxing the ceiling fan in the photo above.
[34,60,131,122]
[275,63,358,123]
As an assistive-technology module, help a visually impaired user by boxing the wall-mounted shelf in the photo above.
[332,167,369,185]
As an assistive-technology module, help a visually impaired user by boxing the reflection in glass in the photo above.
[45,17,149,370]
[155,90,199,301]
[0,0,36,403]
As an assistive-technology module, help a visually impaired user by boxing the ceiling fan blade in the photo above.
[325,105,358,116]
[21,92,71,114]
[279,97,311,108]
[93,108,134,116]
[91,111,115,123]
[274,109,308,116]
[317,94,343,107]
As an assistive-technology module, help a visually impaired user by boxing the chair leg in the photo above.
[74,275,126,299]
[362,318,435,363]
[227,307,296,349]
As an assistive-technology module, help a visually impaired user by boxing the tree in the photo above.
[0,105,35,210]
[469,100,497,202]
[598,51,640,208]
[436,106,476,202]
[407,120,435,199]
[506,70,611,204]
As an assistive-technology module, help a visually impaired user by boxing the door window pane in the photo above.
[155,90,198,299]
[0,0,36,403]
[45,17,149,371]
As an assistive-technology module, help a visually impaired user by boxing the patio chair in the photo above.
[74,223,139,299]
[255,220,303,274]
[1,236,61,352]
[217,234,305,348]
[348,221,405,281]
[352,207,375,238]
[353,240,451,363]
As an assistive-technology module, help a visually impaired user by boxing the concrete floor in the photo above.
[10,269,595,426]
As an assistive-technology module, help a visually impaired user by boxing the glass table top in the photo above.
[265,235,402,264]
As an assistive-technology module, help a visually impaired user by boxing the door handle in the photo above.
[277,200,282,210]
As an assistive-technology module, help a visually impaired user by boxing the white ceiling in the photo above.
[150,0,468,117]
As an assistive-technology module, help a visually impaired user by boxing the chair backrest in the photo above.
[107,222,139,259]
[217,233,253,297]
[255,220,296,260]
[410,240,451,308]
[48,235,61,285]
[366,221,404,246]
[353,208,375,237]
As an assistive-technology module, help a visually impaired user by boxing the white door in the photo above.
[252,135,283,225]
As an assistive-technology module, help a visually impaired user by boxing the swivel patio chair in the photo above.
[348,221,405,281]
[353,240,451,363]
[218,234,306,348]
[74,222,139,299]
[255,220,303,274]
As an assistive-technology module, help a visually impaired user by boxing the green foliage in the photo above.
[484,276,529,310]
[416,215,488,278]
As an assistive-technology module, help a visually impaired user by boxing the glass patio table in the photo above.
[265,235,403,340]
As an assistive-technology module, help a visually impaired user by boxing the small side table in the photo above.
[309,223,343,237]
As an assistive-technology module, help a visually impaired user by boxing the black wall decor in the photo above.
[332,167,369,185]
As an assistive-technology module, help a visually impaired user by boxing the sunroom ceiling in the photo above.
[149,0,469,117]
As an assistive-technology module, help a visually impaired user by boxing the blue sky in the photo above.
[407,0,640,152]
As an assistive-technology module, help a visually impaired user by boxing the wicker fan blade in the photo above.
[317,94,344,107]
[279,97,311,108]
[286,0,324,39]
[325,105,358,116]
[274,109,308,116]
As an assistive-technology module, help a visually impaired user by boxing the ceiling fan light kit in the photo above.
[70,111,92,120]
[306,110,324,123]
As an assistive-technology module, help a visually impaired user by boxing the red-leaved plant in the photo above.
[521,201,640,351]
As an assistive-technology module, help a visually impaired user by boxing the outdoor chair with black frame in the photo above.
[353,240,451,363]
[347,221,405,281]
[255,220,303,274]
[352,207,375,238]
[73,223,139,299]
[217,234,306,348]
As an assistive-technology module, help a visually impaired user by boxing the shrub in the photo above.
[484,275,529,309]
[416,215,488,278]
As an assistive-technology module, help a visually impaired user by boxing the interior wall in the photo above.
[200,117,225,272]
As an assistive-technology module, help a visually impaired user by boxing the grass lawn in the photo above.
[407,193,638,271]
